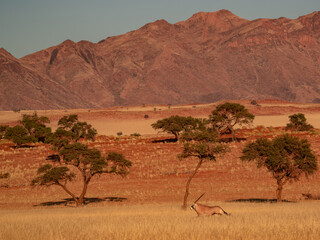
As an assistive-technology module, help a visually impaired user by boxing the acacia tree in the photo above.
[4,125,37,147]
[240,134,317,202]
[21,112,51,142]
[3,113,52,147]
[32,115,131,206]
[178,128,228,210]
[286,113,313,131]
[209,102,254,141]
[151,115,205,141]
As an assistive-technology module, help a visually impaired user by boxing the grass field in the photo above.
[1,202,320,240]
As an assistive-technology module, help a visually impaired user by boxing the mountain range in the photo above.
[1,10,320,110]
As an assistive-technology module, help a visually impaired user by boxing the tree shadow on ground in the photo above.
[227,198,295,203]
[34,196,127,207]
[152,138,177,143]
[11,144,35,149]
[219,137,247,143]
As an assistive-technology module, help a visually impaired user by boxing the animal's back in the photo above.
[196,204,226,216]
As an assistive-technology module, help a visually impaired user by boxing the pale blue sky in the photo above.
[1,0,319,58]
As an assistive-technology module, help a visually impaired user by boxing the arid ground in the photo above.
[1,100,320,209]
[1,100,320,239]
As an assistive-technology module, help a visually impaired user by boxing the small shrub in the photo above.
[130,133,141,137]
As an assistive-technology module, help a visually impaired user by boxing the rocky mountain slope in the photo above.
[1,10,320,110]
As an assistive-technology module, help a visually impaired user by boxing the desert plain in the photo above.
[1,100,320,239]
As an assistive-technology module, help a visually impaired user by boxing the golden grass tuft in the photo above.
[1,202,320,240]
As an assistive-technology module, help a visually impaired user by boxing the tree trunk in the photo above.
[78,177,91,206]
[58,183,81,206]
[230,127,236,142]
[276,180,283,203]
[183,159,203,210]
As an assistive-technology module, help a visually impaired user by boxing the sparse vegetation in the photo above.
[209,102,255,141]
[0,125,9,139]
[32,115,131,206]
[178,128,228,209]
[241,134,318,202]
[21,112,51,142]
[4,125,37,147]
[1,202,320,240]
[2,113,52,147]
[130,133,141,137]
[286,113,313,131]
[0,172,10,179]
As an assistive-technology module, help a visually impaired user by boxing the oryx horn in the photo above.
[194,193,205,203]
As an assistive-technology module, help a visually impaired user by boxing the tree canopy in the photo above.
[3,113,52,147]
[21,112,51,142]
[286,113,313,131]
[4,125,37,147]
[209,102,254,141]
[46,114,97,150]
[178,127,228,209]
[32,114,131,206]
[151,115,205,141]
[240,134,317,202]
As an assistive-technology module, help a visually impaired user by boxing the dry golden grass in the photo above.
[1,202,320,240]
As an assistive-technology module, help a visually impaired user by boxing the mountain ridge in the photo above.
[1,10,320,110]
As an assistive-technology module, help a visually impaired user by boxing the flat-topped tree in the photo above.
[241,134,318,202]
[209,102,254,141]
[151,115,205,141]
[32,115,131,206]
[46,114,97,150]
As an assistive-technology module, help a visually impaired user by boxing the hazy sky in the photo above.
[1,0,319,58]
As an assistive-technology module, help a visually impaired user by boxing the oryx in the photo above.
[190,193,231,216]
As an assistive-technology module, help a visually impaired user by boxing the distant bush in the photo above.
[130,133,141,137]
[117,132,123,136]
[286,113,313,131]
[144,114,149,119]
[0,173,10,179]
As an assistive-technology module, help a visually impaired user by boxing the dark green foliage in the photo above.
[0,125,9,139]
[21,113,51,142]
[4,125,37,147]
[31,164,75,186]
[32,114,131,206]
[46,114,97,150]
[57,115,97,142]
[130,133,141,137]
[107,152,132,176]
[286,113,313,131]
[241,134,318,202]
[3,113,51,147]
[151,115,206,140]
[209,102,254,141]
[180,128,217,143]
[178,142,227,161]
